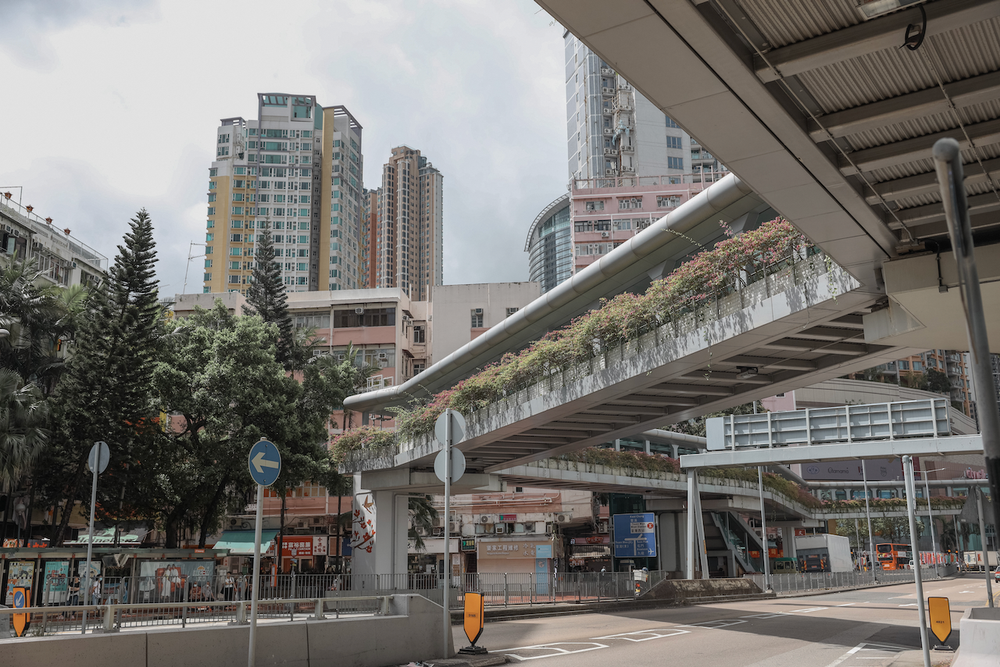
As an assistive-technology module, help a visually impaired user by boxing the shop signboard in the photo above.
[477,540,553,559]
[281,536,314,558]
[460,538,476,552]
[612,513,656,558]
[312,535,328,556]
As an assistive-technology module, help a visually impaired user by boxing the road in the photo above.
[453,575,994,666]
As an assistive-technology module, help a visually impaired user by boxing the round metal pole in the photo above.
[443,409,452,658]
[922,472,938,578]
[81,462,98,634]
[248,483,264,667]
[862,463,877,583]
[758,466,771,591]
[974,487,995,607]
[903,456,932,667]
[934,138,1000,553]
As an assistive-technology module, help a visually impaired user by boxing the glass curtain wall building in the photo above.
[525,193,572,294]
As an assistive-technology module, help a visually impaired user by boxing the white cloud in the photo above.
[0,0,567,298]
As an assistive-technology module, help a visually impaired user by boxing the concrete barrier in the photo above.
[641,577,763,602]
[953,607,1000,667]
[0,595,450,667]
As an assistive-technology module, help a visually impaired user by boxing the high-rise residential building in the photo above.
[564,33,726,184]
[365,146,443,301]
[360,188,378,288]
[528,35,731,296]
[203,93,364,295]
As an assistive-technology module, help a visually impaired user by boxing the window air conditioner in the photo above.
[355,307,364,314]
[494,525,505,534]
[479,515,491,524]
[556,514,569,523]
[601,232,609,238]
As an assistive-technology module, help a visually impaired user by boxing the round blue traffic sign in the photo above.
[13,590,24,608]
[248,439,281,486]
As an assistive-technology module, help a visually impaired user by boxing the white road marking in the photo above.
[898,603,918,607]
[790,607,828,613]
[822,644,864,667]
[822,642,907,667]
[740,612,789,619]
[592,628,689,642]
[675,619,747,629]
[836,603,856,606]
[498,642,608,661]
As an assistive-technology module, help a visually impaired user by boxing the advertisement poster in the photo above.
[42,561,70,604]
[4,561,35,605]
[137,561,215,602]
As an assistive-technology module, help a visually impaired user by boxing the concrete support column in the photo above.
[782,527,798,560]
[350,483,408,579]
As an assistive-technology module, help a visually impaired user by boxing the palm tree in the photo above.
[0,368,47,492]
[409,494,438,552]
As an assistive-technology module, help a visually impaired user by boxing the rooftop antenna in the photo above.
[182,241,207,294]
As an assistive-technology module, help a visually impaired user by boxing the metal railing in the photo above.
[743,565,957,595]
[0,595,390,638]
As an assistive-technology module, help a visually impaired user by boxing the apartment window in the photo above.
[413,325,425,343]
[471,309,484,328]
[297,262,308,271]
[506,307,519,317]
[206,220,214,228]
[665,117,679,128]
[667,156,684,170]
[208,181,217,190]
[208,194,217,203]
[230,261,240,270]
[205,233,214,242]
[618,198,642,210]
[207,207,215,215]
[666,135,683,149]
[333,308,396,328]
[232,193,244,202]
[204,259,213,268]
[657,195,681,208]
[231,233,242,242]
[209,168,218,177]
[585,200,604,211]
[203,273,211,282]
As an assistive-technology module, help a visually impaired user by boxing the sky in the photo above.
[0,0,568,297]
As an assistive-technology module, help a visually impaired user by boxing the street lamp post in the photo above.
[862,463,878,583]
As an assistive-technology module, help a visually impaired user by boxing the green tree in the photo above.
[154,303,352,551]
[243,223,294,368]
[926,368,951,395]
[408,494,438,552]
[47,210,164,545]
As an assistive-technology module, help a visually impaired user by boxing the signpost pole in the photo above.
[81,441,108,635]
[246,439,281,667]
[248,483,264,667]
[862,462,877,583]
[758,466,772,591]
[903,455,932,667]
[443,409,452,658]
[974,486,995,607]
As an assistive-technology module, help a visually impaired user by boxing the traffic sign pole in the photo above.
[443,409,452,658]
[82,440,109,635]
[246,439,280,667]
[248,483,264,667]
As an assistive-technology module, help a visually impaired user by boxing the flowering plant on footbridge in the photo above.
[388,217,811,442]
[330,426,396,463]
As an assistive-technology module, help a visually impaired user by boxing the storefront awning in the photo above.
[212,530,279,556]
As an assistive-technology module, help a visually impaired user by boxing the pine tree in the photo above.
[48,209,164,544]
[244,222,294,367]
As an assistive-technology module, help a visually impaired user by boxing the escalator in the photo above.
[707,511,766,575]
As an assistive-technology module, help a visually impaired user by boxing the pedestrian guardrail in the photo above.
[743,565,957,595]
[0,595,390,638]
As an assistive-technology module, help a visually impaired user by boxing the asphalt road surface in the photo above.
[453,575,993,666]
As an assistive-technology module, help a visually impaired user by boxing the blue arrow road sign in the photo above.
[248,439,281,486]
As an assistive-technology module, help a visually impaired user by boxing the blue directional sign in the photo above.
[612,513,657,558]
[248,439,281,486]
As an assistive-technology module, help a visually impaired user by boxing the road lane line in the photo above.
[822,644,864,667]
[836,603,856,606]
[497,642,608,662]
[592,628,689,642]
